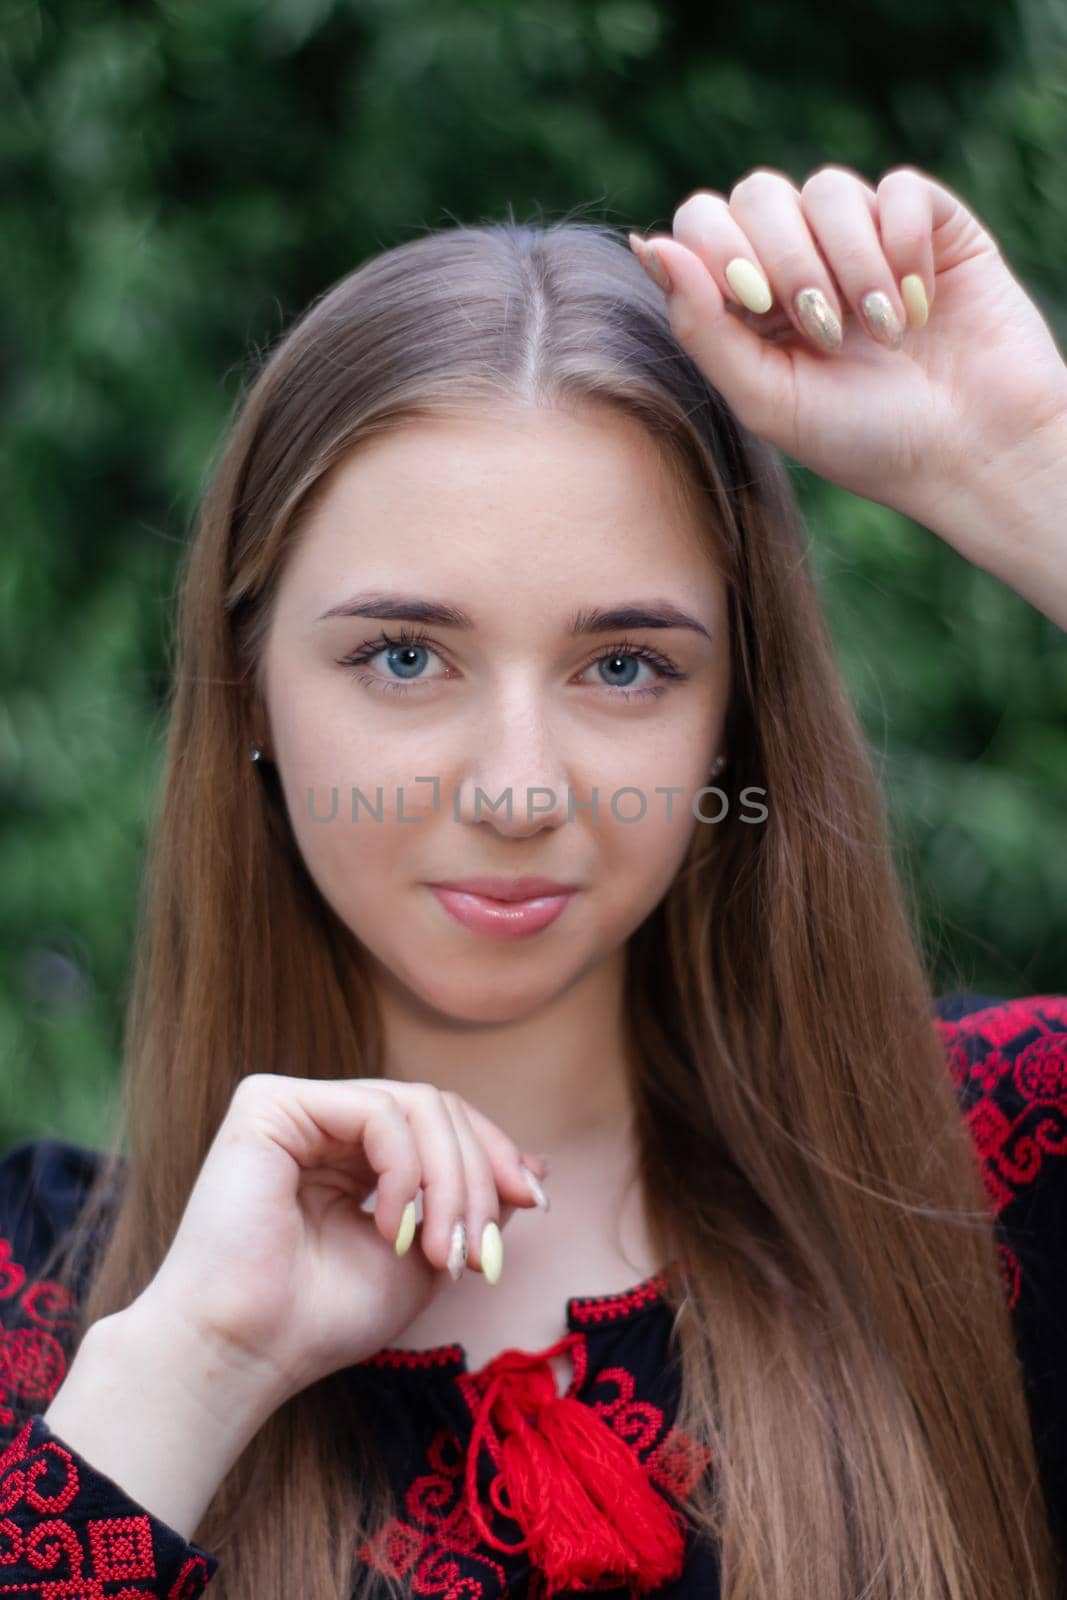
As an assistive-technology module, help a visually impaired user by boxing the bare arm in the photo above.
[911,408,1067,632]
[42,1293,287,1543]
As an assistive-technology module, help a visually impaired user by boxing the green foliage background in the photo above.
[3,0,1066,1149]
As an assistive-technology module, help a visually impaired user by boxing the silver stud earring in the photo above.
[250,744,263,763]
[710,754,726,777]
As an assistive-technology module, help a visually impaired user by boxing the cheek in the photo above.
[273,681,398,783]
[286,800,416,946]
[598,737,711,853]
[272,674,443,825]
[602,798,701,907]
[579,777,704,952]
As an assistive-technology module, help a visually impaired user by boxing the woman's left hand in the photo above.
[630,166,1067,615]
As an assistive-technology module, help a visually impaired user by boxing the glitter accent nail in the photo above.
[519,1160,551,1212]
[447,1218,468,1281]
[794,287,842,352]
[860,290,904,350]
[628,232,672,294]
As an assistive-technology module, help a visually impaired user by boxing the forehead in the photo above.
[281,405,724,620]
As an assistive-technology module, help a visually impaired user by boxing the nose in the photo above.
[453,721,572,839]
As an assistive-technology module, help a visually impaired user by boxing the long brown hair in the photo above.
[22,214,1061,1599]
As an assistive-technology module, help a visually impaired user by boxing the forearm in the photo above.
[917,409,1067,631]
[42,1297,286,1543]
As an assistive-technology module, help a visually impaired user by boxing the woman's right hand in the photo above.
[129,1074,550,1406]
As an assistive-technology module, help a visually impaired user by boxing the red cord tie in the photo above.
[463,1332,687,1596]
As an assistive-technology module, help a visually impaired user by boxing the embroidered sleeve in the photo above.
[934,993,1067,1562]
[0,1138,220,1594]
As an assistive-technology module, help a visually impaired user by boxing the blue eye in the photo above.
[337,630,450,695]
[380,642,436,680]
[336,628,687,702]
[596,652,646,689]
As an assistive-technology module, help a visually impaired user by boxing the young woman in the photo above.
[2,163,1066,1600]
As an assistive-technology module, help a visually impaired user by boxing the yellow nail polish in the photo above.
[394,1199,416,1256]
[481,1220,503,1285]
[900,274,928,329]
[725,257,773,313]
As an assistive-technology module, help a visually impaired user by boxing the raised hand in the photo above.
[628,165,1067,584]
[132,1074,549,1405]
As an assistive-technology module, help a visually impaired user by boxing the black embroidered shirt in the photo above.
[1,992,1065,1598]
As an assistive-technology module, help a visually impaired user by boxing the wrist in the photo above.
[40,1305,281,1543]
[115,1285,292,1429]
[918,401,1067,631]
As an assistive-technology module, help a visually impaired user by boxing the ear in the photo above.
[245,687,273,764]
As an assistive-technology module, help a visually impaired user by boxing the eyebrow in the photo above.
[316,590,713,641]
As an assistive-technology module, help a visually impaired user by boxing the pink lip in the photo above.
[432,876,581,902]
[428,885,577,940]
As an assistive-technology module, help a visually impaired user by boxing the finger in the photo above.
[253,1077,424,1255]
[715,170,846,355]
[450,1100,548,1226]
[353,1078,542,1269]
[658,189,776,319]
[358,1097,425,1256]
[799,166,908,349]
[629,228,798,441]
[442,1094,509,1279]
[875,167,939,329]
[456,1096,552,1208]
[393,1084,472,1272]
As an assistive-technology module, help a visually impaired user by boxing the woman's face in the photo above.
[260,404,731,1025]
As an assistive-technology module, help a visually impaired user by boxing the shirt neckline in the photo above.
[357,1265,672,1376]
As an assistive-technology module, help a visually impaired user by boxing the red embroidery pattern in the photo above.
[360,1346,465,1372]
[355,999,1067,1597]
[0,1238,77,1432]
[356,1312,714,1599]
[357,1273,672,1373]
[0,1212,216,1595]
[934,995,1067,1312]
[0,1413,212,1596]
[356,1408,709,1598]
[356,1426,511,1596]
[568,1274,671,1328]
[0,997,1062,1599]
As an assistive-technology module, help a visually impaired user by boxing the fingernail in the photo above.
[794,286,842,351]
[447,1218,468,1281]
[481,1220,503,1285]
[394,1199,416,1257]
[628,232,672,294]
[519,1160,551,1212]
[860,290,904,349]
[900,274,929,329]
[726,257,773,313]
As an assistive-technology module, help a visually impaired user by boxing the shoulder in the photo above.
[931,991,1067,1232]
[0,1138,110,1272]
[932,993,1067,1554]
[0,1137,119,1336]
[0,1140,220,1589]
[0,1137,124,1430]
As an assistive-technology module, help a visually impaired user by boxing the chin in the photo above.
[392,954,582,1028]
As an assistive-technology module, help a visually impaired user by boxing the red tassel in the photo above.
[463,1333,687,1596]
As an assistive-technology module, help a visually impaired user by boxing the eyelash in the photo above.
[335,626,688,702]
